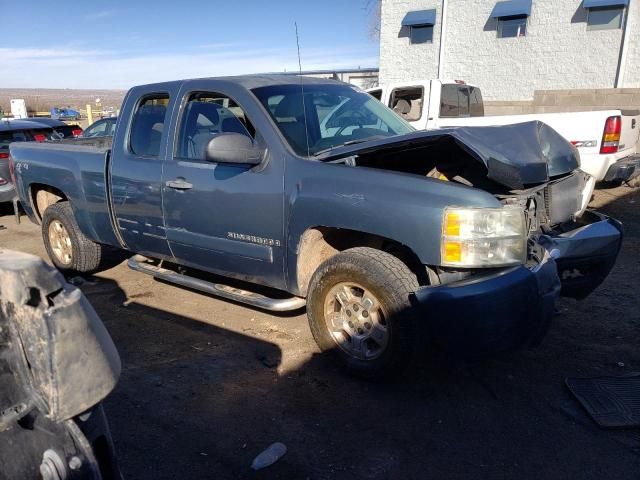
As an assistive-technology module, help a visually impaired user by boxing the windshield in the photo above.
[252,83,414,157]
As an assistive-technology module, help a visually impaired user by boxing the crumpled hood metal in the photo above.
[318,121,580,190]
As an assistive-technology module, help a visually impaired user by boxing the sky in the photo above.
[0,0,379,89]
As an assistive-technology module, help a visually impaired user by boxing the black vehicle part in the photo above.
[0,249,121,479]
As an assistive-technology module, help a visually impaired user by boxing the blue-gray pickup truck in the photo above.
[10,75,622,378]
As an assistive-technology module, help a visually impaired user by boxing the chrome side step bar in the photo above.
[127,258,306,312]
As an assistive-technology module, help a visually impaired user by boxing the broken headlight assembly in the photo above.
[441,205,526,268]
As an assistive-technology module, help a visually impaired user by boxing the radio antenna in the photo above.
[295,21,311,157]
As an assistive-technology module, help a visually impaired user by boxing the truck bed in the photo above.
[9,139,120,247]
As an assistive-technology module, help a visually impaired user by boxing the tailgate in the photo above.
[620,110,640,154]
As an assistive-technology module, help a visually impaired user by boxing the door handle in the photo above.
[165,178,193,190]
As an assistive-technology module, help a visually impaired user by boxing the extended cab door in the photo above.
[161,85,285,287]
[109,88,177,258]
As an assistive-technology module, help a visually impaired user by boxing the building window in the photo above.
[587,6,624,30]
[497,15,527,37]
[410,25,433,44]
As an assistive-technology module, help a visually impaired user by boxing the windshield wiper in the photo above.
[312,136,387,157]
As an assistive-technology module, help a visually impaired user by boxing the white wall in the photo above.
[380,0,631,100]
[622,0,640,87]
[379,0,441,84]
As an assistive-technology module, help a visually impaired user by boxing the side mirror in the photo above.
[205,132,263,165]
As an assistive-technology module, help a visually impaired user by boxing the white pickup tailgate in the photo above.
[619,110,640,154]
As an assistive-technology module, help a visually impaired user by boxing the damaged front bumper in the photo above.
[415,210,622,356]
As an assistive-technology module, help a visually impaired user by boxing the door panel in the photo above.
[162,159,284,286]
[161,89,285,287]
[110,93,173,258]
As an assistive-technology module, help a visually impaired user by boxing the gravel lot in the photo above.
[0,185,638,480]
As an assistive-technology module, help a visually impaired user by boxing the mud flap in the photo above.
[540,211,623,299]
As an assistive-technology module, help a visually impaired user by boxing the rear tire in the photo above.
[306,247,420,379]
[42,201,107,274]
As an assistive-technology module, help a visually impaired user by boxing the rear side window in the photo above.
[440,84,483,118]
[389,87,424,122]
[440,85,462,117]
[469,87,484,117]
[129,94,170,157]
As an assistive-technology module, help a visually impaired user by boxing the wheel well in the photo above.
[296,227,428,296]
[30,184,67,222]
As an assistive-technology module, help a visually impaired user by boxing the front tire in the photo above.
[42,201,105,274]
[306,247,419,379]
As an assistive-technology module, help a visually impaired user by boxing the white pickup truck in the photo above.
[368,80,640,185]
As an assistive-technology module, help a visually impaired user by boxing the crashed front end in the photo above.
[414,122,623,354]
[329,121,623,355]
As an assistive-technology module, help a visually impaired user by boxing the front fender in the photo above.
[285,160,501,292]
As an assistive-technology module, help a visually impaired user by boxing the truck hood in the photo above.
[317,121,580,190]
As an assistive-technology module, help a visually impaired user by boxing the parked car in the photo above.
[27,117,83,138]
[368,80,640,184]
[10,76,622,378]
[82,116,117,138]
[51,106,81,121]
[0,119,56,204]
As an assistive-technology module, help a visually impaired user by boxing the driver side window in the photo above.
[176,92,255,160]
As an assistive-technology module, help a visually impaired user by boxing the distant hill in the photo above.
[0,88,127,114]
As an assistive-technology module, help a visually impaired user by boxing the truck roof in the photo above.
[132,74,346,91]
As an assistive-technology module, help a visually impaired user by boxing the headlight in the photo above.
[441,205,526,267]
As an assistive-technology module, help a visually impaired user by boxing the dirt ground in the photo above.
[0,185,639,480]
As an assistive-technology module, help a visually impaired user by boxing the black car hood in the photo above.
[317,121,580,190]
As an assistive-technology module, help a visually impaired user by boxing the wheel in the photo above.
[306,247,420,379]
[42,201,105,274]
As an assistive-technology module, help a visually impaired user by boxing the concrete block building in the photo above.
[379,0,639,101]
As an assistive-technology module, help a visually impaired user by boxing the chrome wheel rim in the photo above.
[48,220,73,266]
[323,282,388,360]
